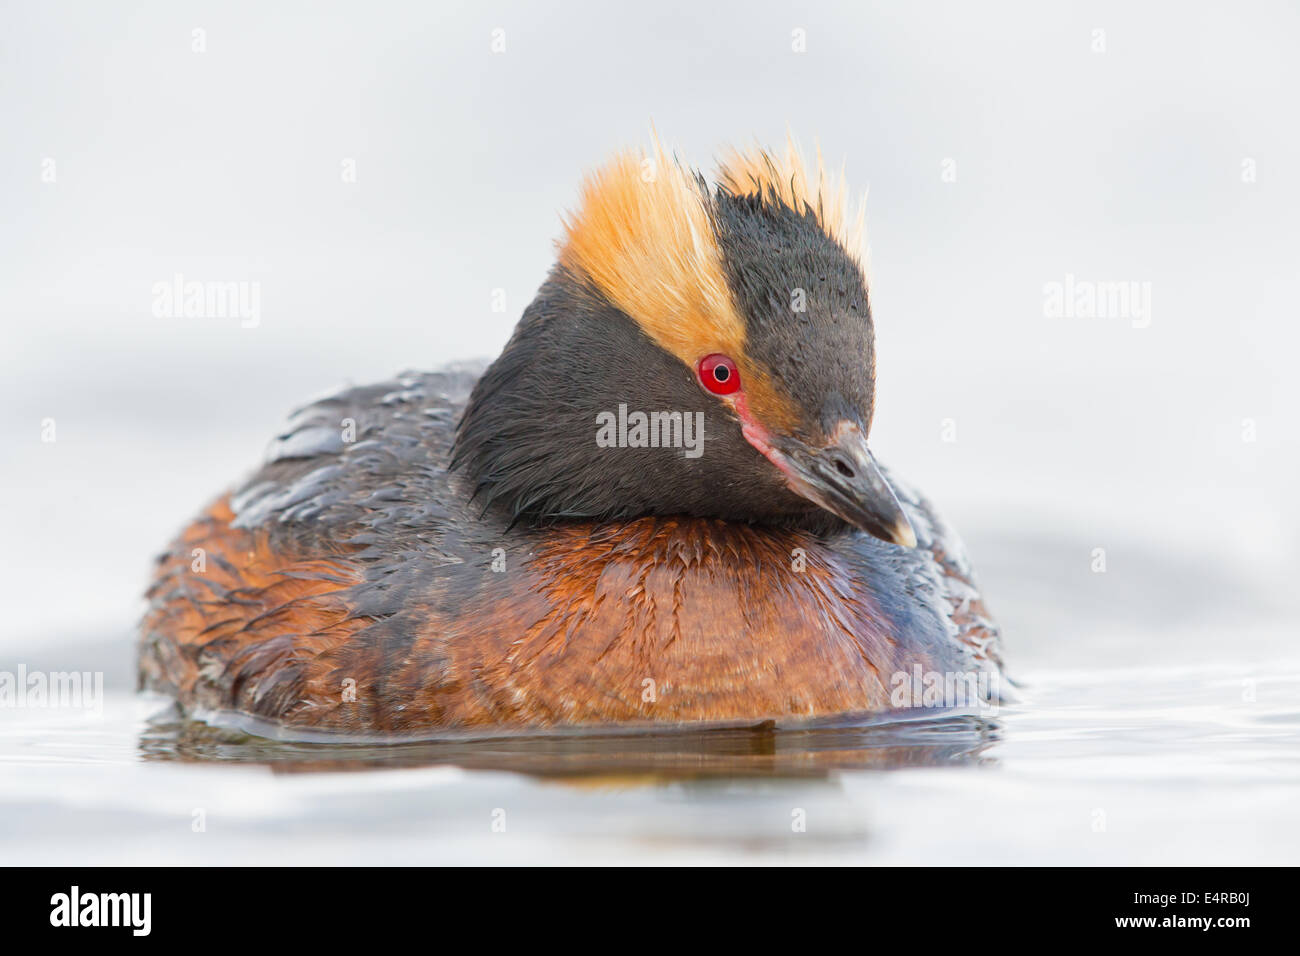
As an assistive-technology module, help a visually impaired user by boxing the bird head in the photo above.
[454,135,916,548]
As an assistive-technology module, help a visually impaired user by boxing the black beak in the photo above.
[770,423,917,548]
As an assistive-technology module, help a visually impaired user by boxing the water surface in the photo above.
[3,649,1296,865]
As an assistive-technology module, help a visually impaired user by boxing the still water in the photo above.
[3,565,1297,866]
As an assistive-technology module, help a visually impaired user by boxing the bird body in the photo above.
[139,137,1004,735]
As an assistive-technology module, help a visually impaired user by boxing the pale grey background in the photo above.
[2,0,1297,671]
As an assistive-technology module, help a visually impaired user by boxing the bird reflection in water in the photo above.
[139,708,1001,782]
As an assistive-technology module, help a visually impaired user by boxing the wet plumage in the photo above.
[139,137,1004,735]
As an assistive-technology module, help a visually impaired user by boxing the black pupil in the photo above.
[713,365,730,382]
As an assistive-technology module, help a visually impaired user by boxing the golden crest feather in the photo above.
[718,133,867,263]
[558,133,868,430]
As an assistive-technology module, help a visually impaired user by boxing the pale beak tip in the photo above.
[893,517,918,549]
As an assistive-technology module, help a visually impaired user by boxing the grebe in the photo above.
[139,138,1003,734]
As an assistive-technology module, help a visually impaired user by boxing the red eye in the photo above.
[697,353,741,395]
